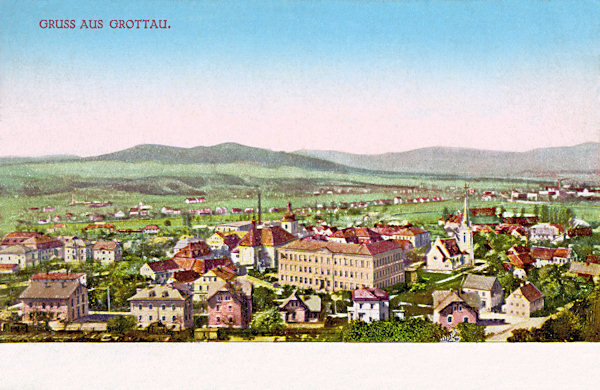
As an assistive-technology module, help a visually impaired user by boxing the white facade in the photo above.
[347,300,389,323]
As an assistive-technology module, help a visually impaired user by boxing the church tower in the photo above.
[281,202,298,235]
[456,183,474,264]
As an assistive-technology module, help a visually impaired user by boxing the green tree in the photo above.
[108,315,137,333]
[456,322,486,342]
[252,286,277,311]
[250,308,284,333]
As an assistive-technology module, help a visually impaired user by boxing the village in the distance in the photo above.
[0,165,599,343]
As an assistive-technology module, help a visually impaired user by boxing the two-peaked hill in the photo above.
[296,143,600,177]
[89,143,355,173]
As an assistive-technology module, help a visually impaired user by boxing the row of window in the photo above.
[139,315,178,322]
[281,253,374,269]
[137,304,178,311]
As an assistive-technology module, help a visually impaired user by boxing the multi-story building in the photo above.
[461,274,503,312]
[392,227,431,249]
[19,272,88,323]
[63,238,93,263]
[346,287,390,323]
[92,240,122,264]
[207,279,253,329]
[505,282,544,318]
[192,265,237,302]
[0,245,36,268]
[1,232,64,264]
[238,221,297,271]
[128,284,194,331]
[278,240,405,292]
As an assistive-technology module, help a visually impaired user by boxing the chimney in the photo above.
[257,191,262,224]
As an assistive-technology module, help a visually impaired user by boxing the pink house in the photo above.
[19,272,88,323]
[432,290,480,329]
[207,278,252,328]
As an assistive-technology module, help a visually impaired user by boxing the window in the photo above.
[228,305,232,312]
[161,304,166,310]
[138,315,142,320]
[172,316,176,321]
[447,315,453,323]
[161,316,166,321]
[138,304,142,310]
[149,304,153,309]
[149,315,153,321]
[216,316,221,324]
[463,317,469,323]
[171,304,175,310]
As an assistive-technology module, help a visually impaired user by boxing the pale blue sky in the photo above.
[1,0,598,156]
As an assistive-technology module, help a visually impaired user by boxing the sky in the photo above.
[0,0,599,157]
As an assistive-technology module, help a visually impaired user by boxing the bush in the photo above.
[342,317,448,342]
[456,323,486,342]
[107,315,137,334]
[250,308,285,333]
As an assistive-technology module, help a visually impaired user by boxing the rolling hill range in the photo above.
[296,143,600,177]
[88,143,355,173]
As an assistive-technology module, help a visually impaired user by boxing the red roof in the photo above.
[146,259,180,272]
[93,240,118,251]
[440,238,464,257]
[173,270,201,283]
[352,287,389,301]
[239,223,296,247]
[282,239,400,256]
[518,283,544,302]
[173,241,212,259]
[531,247,556,261]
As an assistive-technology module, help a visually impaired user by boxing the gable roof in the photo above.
[145,259,180,272]
[206,278,252,301]
[31,272,85,281]
[568,262,600,277]
[204,265,237,281]
[514,283,544,302]
[173,241,212,259]
[93,240,119,251]
[173,270,201,284]
[432,290,480,312]
[127,284,191,301]
[462,274,499,291]
[279,291,321,312]
[352,287,389,301]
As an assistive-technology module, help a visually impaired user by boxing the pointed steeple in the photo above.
[462,183,470,226]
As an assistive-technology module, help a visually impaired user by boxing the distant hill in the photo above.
[89,143,355,173]
[296,143,600,177]
[0,155,80,166]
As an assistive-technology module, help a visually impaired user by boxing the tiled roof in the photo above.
[440,238,463,257]
[508,253,535,268]
[146,259,180,272]
[517,283,544,302]
[239,224,296,247]
[128,284,191,301]
[281,239,400,256]
[433,290,480,312]
[531,247,556,261]
[462,274,498,291]
[19,280,82,300]
[92,240,118,251]
[206,279,252,301]
[0,245,33,254]
[205,265,237,281]
[173,270,201,284]
[569,262,600,277]
[553,247,571,258]
[352,287,389,301]
[173,241,212,259]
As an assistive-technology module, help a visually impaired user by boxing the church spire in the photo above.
[462,183,470,226]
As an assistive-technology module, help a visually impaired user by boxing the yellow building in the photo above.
[278,240,405,292]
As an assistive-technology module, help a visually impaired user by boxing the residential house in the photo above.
[142,225,160,234]
[0,264,19,274]
[567,262,600,283]
[206,231,243,256]
[279,291,322,323]
[432,290,480,329]
[1,232,64,263]
[192,266,237,302]
[140,259,181,284]
[0,245,37,268]
[92,240,122,264]
[19,272,88,323]
[505,282,544,318]
[529,223,565,243]
[278,240,405,292]
[531,246,573,267]
[128,284,194,331]
[346,287,390,323]
[461,274,503,312]
[392,227,431,249]
[63,238,93,263]
[207,279,253,329]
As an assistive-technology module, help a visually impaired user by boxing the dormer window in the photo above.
[162,291,169,297]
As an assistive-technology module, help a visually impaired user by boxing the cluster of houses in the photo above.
[432,273,546,330]
[0,232,122,273]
